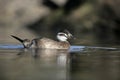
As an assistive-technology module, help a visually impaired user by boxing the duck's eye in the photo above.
[59,34,64,36]
[59,33,68,37]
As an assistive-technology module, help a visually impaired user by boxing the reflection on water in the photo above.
[0,48,69,80]
[0,45,120,80]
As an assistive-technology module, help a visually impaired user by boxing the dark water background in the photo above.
[0,45,120,80]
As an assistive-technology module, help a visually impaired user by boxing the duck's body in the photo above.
[31,37,70,49]
[11,30,73,49]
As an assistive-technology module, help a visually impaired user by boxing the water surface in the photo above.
[0,44,120,80]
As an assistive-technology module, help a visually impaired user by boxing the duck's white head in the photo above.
[57,30,73,42]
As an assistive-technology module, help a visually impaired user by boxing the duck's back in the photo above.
[36,37,70,49]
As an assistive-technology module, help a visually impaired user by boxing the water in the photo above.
[0,44,120,80]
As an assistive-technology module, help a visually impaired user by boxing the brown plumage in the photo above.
[11,30,74,49]
[36,37,70,49]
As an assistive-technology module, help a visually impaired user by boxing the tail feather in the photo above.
[11,35,24,43]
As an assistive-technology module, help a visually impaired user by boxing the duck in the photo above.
[11,30,74,49]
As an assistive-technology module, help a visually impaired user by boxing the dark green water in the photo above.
[0,45,120,80]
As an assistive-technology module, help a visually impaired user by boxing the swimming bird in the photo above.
[11,30,74,49]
